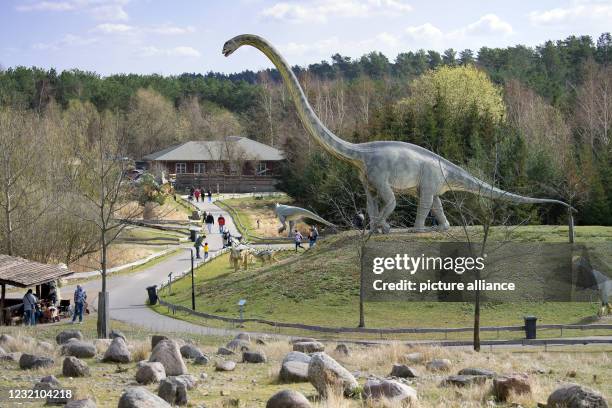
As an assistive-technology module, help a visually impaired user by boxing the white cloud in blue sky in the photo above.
[1,0,611,75]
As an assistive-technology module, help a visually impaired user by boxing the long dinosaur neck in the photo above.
[238,35,358,161]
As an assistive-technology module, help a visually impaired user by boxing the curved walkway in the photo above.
[65,197,267,338]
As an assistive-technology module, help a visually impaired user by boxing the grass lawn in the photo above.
[152,226,612,341]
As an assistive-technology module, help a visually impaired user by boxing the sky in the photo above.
[1,0,611,76]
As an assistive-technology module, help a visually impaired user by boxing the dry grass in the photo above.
[0,323,609,408]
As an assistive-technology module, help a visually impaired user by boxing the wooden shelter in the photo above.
[0,254,74,325]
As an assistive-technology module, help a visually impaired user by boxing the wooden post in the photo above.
[1,283,5,326]
[568,209,575,244]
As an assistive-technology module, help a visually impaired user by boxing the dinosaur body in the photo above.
[223,35,573,233]
[252,249,278,265]
[274,203,335,237]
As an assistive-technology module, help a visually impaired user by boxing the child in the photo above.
[204,242,209,259]
[294,229,304,252]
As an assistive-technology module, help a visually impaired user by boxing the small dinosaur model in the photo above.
[223,35,573,233]
[252,249,278,266]
[274,203,335,238]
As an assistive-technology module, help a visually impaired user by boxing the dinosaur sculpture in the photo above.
[573,256,611,316]
[223,35,573,233]
[274,203,335,237]
[252,249,278,266]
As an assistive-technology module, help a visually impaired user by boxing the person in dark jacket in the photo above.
[205,213,215,233]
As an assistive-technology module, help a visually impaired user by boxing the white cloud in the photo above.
[16,0,129,21]
[94,23,195,35]
[529,1,612,25]
[464,14,513,36]
[260,0,412,24]
[405,23,444,42]
[139,46,201,58]
[33,34,98,51]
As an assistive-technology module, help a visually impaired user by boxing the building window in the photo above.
[175,163,186,174]
[194,163,205,174]
[257,162,268,175]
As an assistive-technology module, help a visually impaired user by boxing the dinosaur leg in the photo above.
[278,216,286,234]
[431,196,450,230]
[375,183,396,234]
[362,178,380,232]
[414,189,435,232]
[288,220,295,237]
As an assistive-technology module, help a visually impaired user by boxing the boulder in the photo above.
[151,335,169,350]
[56,330,83,345]
[180,344,204,359]
[62,356,90,377]
[19,353,54,370]
[293,341,325,353]
[110,330,127,342]
[194,355,209,365]
[363,379,418,405]
[307,352,358,398]
[149,339,187,376]
[226,339,250,351]
[215,360,236,371]
[118,387,171,408]
[65,399,97,408]
[266,389,312,408]
[390,364,419,378]
[334,344,349,355]
[280,352,311,383]
[441,375,487,387]
[102,337,131,363]
[0,352,21,362]
[62,339,97,359]
[0,333,15,345]
[426,359,451,372]
[217,347,235,355]
[405,352,423,364]
[547,383,608,408]
[458,368,496,378]
[33,375,70,405]
[493,374,531,402]
[135,361,166,384]
[243,350,267,363]
[158,375,197,406]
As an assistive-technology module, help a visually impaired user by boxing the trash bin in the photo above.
[146,285,158,305]
[524,316,537,339]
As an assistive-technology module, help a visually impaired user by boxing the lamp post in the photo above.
[190,248,196,311]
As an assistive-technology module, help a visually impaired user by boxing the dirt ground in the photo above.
[68,244,160,272]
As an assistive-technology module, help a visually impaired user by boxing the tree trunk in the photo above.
[473,287,481,351]
[97,231,110,338]
[3,187,13,256]
[358,245,365,328]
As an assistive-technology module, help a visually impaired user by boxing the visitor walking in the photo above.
[308,226,319,248]
[71,285,87,324]
[194,188,201,202]
[218,215,226,233]
[188,186,195,200]
[22,289,38,326]
[294,229,304,252]
[205,213,214,233]
[204,242,209,259]
[194,234,204,259]
[207,189,212,203]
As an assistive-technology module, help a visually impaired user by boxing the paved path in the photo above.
[64,197,256,338]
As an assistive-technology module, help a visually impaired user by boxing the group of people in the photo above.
[22,284,87,326]
[203,213,226,234]
[293,226,319,251]
[189,187,212,203]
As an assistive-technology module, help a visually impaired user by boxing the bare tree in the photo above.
[65,106,138,338]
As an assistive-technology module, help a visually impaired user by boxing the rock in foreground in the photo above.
[547,383,608,408]
[102,337,131,363]
[135,361,166,384]
[118,387,171,408]
[280,352,311,383]
[363,379,418,405]
[307,352,358,397]
[149,339,187,376]
[266,389,312,408]
[56,330,83,345]
[493,374,531,402]
[19,354,54,370]
[62,356,90,377]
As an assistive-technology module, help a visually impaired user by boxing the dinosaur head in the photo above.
[223,34,258,57]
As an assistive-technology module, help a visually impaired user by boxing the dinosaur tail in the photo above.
[459,175,575,211]
[302,209,337,227]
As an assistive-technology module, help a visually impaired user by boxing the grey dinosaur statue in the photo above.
[274,203,335,237]
[223,34,573,233]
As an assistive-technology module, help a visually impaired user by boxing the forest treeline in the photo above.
[1,33,611,227]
